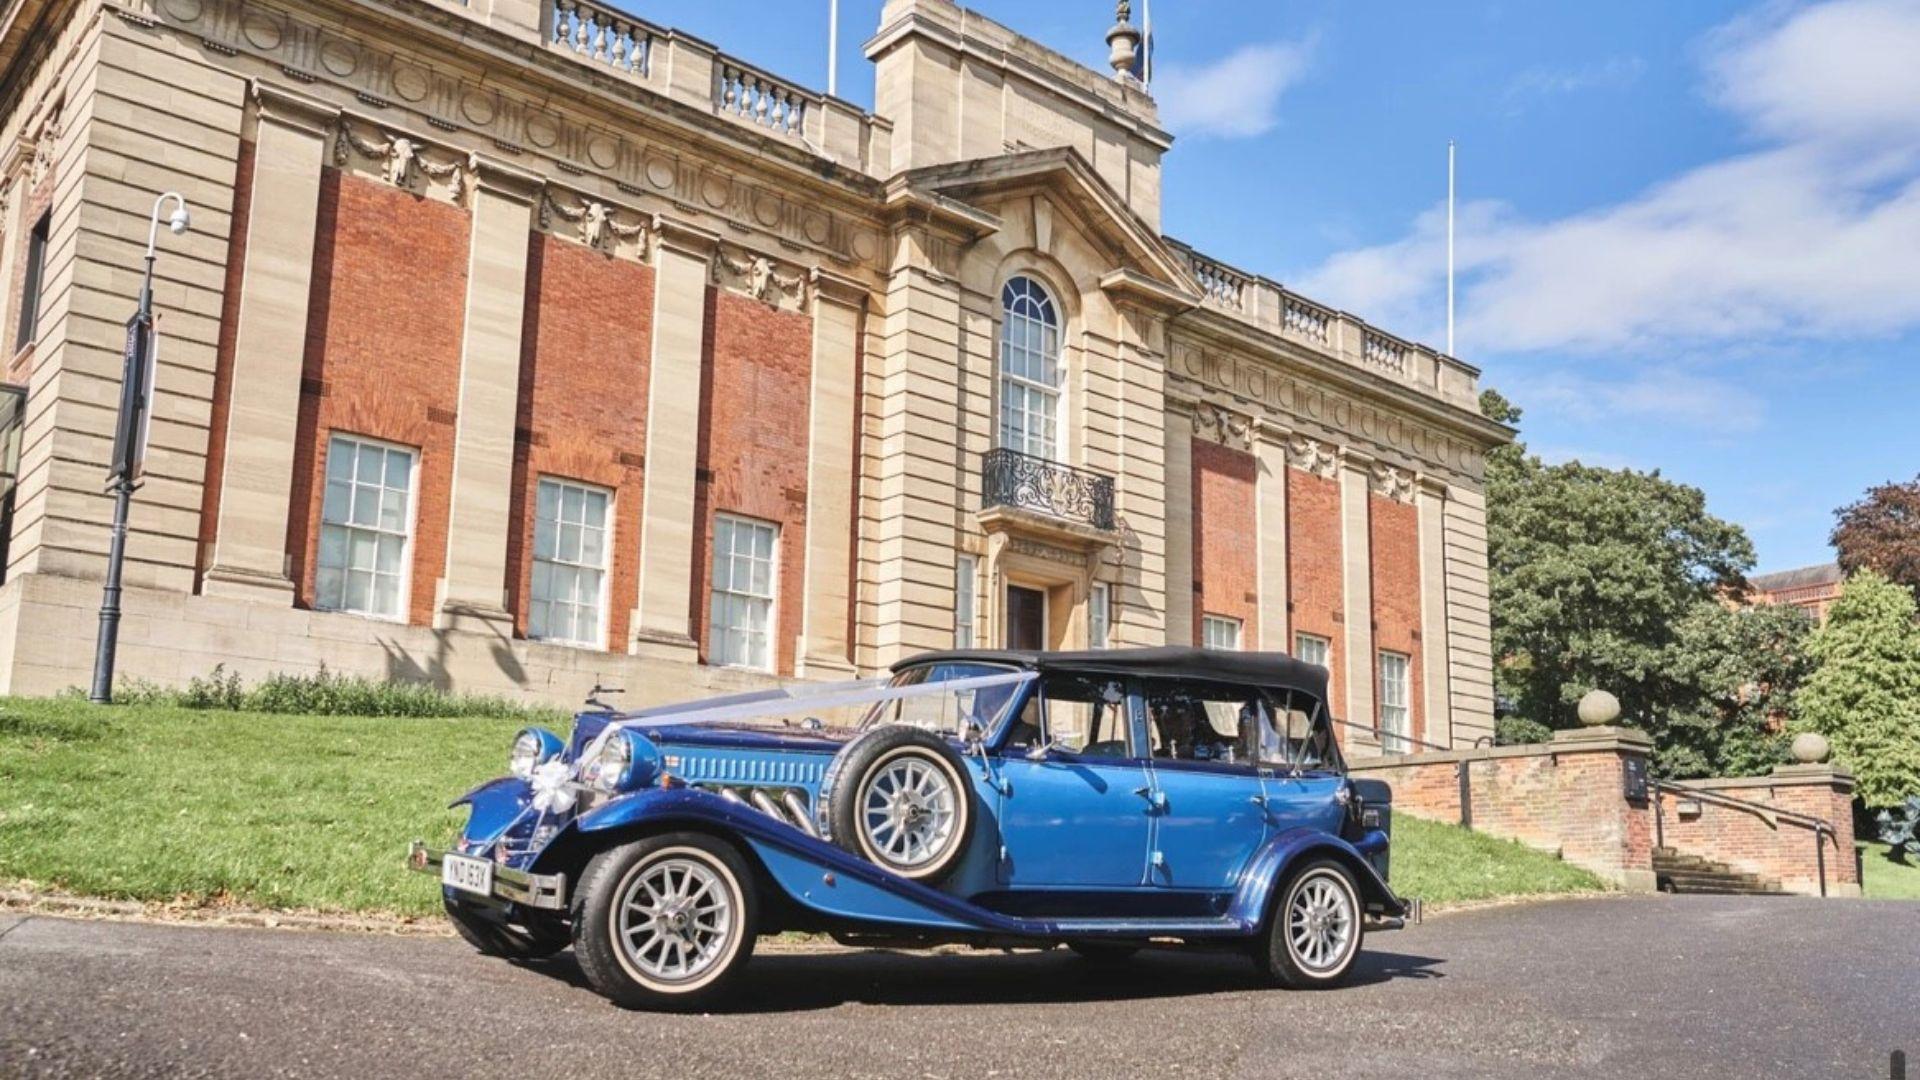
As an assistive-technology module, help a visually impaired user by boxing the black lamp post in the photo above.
[89,191,190,704]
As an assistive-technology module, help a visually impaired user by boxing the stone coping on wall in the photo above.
[1346,725,1653,771]
[1666,764,1856,794]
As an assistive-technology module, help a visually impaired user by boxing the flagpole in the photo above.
[1447,140,1456,357]
[827,0,839,98]
[1142,0,1152,85]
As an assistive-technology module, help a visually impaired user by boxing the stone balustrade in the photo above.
[1165,238,1480,408]
[549,0,657,81]
[716,60,811,140]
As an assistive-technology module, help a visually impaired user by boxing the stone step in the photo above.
[1658,871,1782,894]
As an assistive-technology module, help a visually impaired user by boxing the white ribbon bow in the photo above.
[529,760,577,815]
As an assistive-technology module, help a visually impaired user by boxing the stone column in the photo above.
[629,217,718,660]
[202,83,336,602]
[1339,448,1375,742]
[1162,400,1194,646]
[435,156,542,632]
[1443,483,1497,744]
[1416,476,1453,746]
[796,269,865,676]
[1254,419,1290,651]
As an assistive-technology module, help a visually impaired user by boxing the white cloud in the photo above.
[1155,39,1315,140]
[1503,368,1769,437]
[1503,55,1646,106]
[1295,0,1920,387]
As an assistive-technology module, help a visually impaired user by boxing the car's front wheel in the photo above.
[1254,858,1364,989]
[572,832,758,1011]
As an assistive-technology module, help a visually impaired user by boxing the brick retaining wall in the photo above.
[1658,766,1858,896]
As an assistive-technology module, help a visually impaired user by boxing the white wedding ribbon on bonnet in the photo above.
[529,759,577,814]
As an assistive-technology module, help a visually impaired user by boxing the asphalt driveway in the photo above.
[1,896,1914,1079]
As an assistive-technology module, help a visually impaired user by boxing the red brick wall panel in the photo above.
[288,171,468,626]
[1370,494,1424,744]
[1288,467,1344,720]
[1192,439,1257,643]
[692,290,812,676]
[505,234,653,647]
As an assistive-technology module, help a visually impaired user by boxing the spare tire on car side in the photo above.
[818,725,976,884]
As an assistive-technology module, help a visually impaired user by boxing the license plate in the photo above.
[441,853,494,898]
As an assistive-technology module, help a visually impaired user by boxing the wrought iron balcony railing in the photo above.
[982,448,1116,532]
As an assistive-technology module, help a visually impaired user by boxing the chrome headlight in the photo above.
[580,732,634,793]
[509,727,563,780]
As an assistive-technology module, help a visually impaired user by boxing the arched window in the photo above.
[998,276,1063,460]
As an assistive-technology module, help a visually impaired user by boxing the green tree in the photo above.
[1478,390,1782,775]
[1663,601,1813,778]
[1795,570,1920,809]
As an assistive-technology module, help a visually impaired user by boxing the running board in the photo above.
[1049,916,1251,936]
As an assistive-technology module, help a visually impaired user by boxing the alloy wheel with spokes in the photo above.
[824,726,976,883]
[1255,859,1365,989]
[858,751,960,871]
[573,833,758,1010]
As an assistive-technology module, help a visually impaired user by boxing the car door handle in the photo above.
[1134,786,1168,812]
[1249,795,1268,808]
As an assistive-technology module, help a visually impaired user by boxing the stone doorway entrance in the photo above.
[1005,585,1047,650]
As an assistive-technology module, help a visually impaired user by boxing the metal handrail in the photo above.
[1651,778,1840,897]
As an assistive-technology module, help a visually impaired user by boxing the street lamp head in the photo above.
[167,205,191,235]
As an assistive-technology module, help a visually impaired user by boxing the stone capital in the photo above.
[469,155,544,203]
[250,81,338,136]
[1252,417,1293,446]
[809,266,869,309]
[651,214,723,260]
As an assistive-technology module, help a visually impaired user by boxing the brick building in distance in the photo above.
[0,0,1510,751]
[1748,563,1844,625]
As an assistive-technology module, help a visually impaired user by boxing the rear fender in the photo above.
[1230,827,1407,927]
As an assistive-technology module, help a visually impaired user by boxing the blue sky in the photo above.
[616,0,1920,573]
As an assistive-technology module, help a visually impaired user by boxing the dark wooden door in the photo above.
[1006,585,1047,651]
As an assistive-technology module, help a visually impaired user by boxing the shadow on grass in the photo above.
[510,944,1445,1013]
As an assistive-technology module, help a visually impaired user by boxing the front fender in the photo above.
[1229,827,1407,926]
[452,776,533,847]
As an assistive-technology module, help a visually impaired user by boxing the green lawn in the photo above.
[0,697,525,917]
[1,697,1604,918]
[1858,842,1920,900]
[1392,813,1606,904]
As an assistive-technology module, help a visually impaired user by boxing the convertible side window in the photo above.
[1016,674,1130,756]
[1258,689,1335,770]
[1141,680,1261,766]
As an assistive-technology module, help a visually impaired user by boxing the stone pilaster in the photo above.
[202,83,335,602]
[796,268,864,676]
[434,156,540,633]
[1339,448,1376,741]
[1106,299,1171,648]
[1162,399,1194,646]
[629,217,717,660]
[1254,419,1290,652]
[1443,483,1497,744]
[1416,475,1453,746]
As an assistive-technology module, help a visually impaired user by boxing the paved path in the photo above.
[2,897,1915,1079]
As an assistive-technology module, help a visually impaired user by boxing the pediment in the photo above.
[900,148,1202,308]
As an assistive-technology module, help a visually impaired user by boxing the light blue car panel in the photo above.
[993,755,1154,888]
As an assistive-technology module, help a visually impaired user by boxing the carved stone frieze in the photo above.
[712,245,807,310]
[1288,435,1338,480]
[121,0,880,271]
[1370,462,1415,504]
[1191,402,1251,451]
[335,119,472,205]
[1007,537,1090,569]
[539,187,650,261]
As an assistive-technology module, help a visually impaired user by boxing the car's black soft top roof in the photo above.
[894,646,1329,699]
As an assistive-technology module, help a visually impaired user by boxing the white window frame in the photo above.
[529,476,612,649]
[315,432,417,622]
[1294,631,1332,673]
[1201,614,1242,651]
[709,514,780,672]
[997,275,1064,462]
[1378,650,1412,754]
[1088,582,1111,649]
[954,554,977,648]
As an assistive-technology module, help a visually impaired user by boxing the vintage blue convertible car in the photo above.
[409,647,1415,1009]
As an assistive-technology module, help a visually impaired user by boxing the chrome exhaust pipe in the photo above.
[748,788,787,824]
[781,790,819,837]
[714,786,746,806]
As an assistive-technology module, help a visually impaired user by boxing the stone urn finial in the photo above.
[1106,0,1142,81]
[1576,689,1621,727]
[1790,732,1831,764]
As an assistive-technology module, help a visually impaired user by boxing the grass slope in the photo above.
[2,697,1604,918]
[1392,813,1605,904]
[1858,842,1920,900]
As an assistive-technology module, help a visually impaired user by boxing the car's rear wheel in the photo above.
[1254,859,1364,989]
[823,726,975,884]
[443,896,569,960]
[572,832,758,1011]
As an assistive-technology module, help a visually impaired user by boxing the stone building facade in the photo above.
[0,0,1509,748]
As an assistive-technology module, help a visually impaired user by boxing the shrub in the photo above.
[104,664,567,724]
[1496,715,1553,746]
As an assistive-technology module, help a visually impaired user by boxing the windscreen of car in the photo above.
[1258,687,1338,771]
[862,662,1025,738]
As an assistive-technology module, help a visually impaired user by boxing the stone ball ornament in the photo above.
[1790,732,1831,765]
[1576,689,1621,727]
